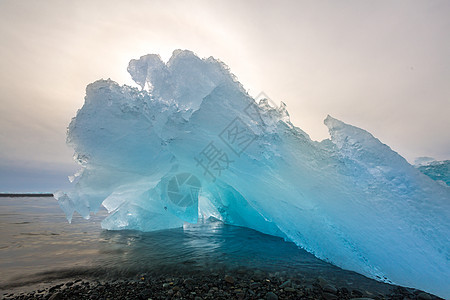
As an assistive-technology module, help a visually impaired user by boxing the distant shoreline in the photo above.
[0,193,54,197]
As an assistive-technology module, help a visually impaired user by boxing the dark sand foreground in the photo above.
[1,268,442,300]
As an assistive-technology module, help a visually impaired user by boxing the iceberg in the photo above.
[56,50,450,297]
[415,159,450,186]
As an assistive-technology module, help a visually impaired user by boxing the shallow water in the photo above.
[0,196,394,294]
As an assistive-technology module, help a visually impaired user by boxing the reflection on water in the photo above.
[94,222,329,275]
[0,197,392,294]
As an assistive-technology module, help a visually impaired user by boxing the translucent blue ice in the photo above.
[416,159,450,186]
[55,50,450,297]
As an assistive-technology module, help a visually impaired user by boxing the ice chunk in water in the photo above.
[56,50,450,297]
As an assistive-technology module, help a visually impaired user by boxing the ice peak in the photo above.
[324,114,344,129]
[127,50,241,114]
[168,49,198,65]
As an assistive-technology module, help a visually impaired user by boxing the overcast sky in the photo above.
[1,0,449,192]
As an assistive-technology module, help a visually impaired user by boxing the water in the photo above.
[0,196,394,294]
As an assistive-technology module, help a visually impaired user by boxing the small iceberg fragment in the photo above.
[415,158,450,186]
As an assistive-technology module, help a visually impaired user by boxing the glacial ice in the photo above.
[415,159,450,186]
[56,50,450,297]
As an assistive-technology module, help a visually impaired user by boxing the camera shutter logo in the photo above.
[166,173,201,207]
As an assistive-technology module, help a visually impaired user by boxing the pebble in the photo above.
[323,283,338,294]
[250,282,261,289]
[48,292,63,300]
[317,276,329,288]
[266,291,278,300]
[352,289,364,297]
[65,281,74,287]
[417,292,432,300]
[224,275,235,284]
[323,292,338,300]
[279,279,291,288]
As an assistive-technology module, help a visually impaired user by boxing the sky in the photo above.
[0,0,449,192]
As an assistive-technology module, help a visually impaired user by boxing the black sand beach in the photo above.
[1,267,441,300]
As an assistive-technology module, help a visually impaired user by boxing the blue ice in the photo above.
[55,50,450,297]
